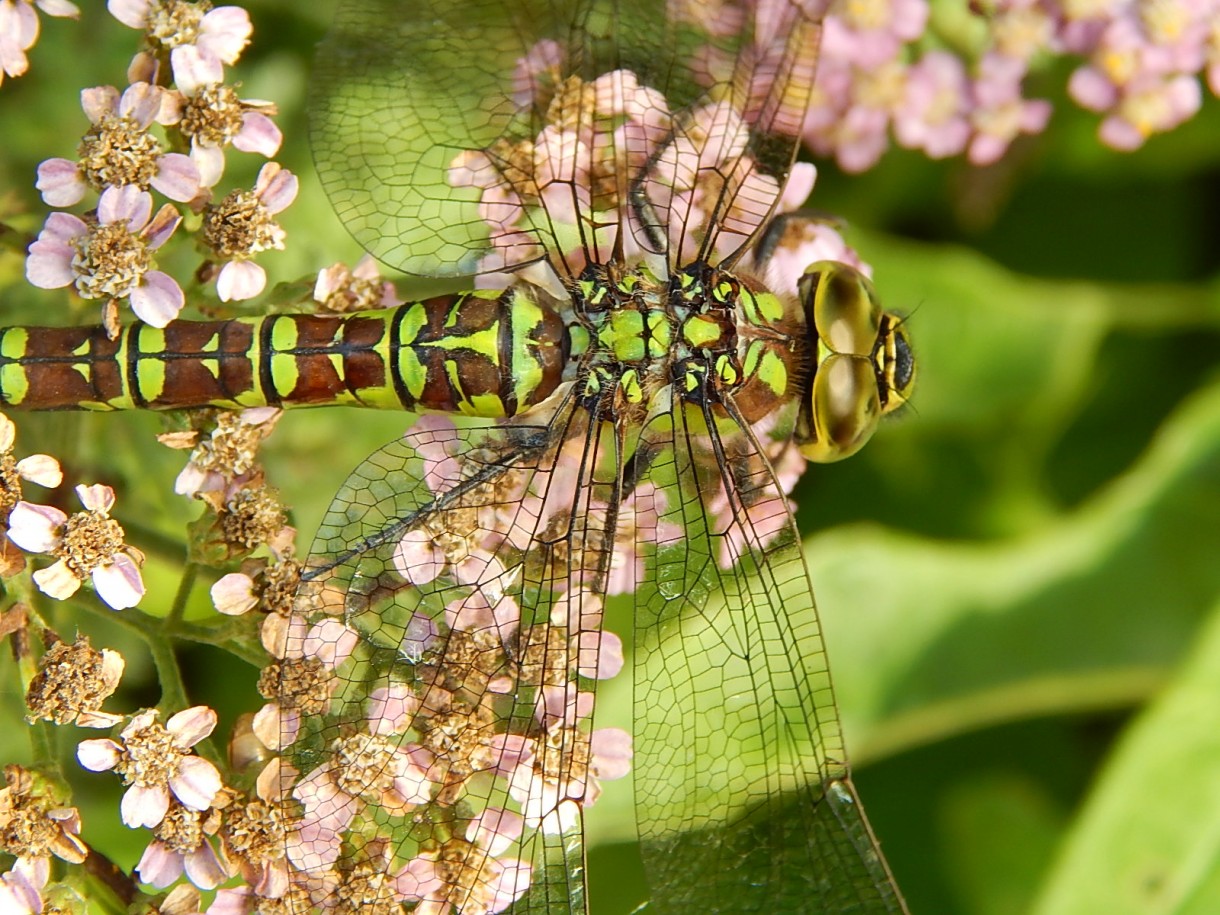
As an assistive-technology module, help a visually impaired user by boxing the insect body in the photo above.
[3,0,916,911]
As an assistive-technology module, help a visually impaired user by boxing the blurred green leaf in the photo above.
[1032,597,1220,915]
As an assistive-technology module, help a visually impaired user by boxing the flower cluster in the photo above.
[800,0,1220,170]
[22,0,293,327]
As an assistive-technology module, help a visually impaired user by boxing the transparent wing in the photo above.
[280,403,631,913]
[622,395,907,913]
[278,397,906,913]
[310,0,825,279]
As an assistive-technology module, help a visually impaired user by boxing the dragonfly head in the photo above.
[794,262,916,463]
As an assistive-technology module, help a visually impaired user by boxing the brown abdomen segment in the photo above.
[0,289,569,417]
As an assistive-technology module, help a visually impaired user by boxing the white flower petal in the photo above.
[169,756,222,810]
[33,560,82,600]
[6,501,66,552]
[76,737,122,771]
[92,555,145,610]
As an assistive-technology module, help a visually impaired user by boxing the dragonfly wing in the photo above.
[626,397,907,913]
[311,0,826,280]
[283,403,638,914]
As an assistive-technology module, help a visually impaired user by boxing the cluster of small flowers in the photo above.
[3,629,288,915]
[233,415,634,913]
[0,411,148,609]
[20,0,297,332]
[803,0,1220,171]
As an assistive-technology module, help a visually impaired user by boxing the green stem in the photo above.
[149,562,198,710]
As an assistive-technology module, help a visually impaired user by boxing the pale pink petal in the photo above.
[257,166,297,213]
[207,887,254,915]
[170,44,221,95]
[143,203,182,249]
[367,684,420,736]
[392,529,444,584]
[76,737,122,771]
[192,143,225,188]
[35,157,86,207]
[167,706,218,748]
[303,619,359,668]
[107,0,150,29]
[15,454,62,487]
[98,184,151,230]
[37,0,80,16]
[216,260,266,302]
[137,839,184,888]
[467,807,524,856]
[211,573,258,615]
[80,85,119,122]
[251,703,284,750]
[130,271,185,327]
[182,840,229,889]
[233,111,282,157]
[6,501,66,552]
[118,81,161,127]
[92,554,145,610]
[122,782,170,828]
[590,728,633,780]
[25,237,76,289]
[198,7,252,64]
[75,483,114,513]
[393,856,445,902]
[487,860,532,913]
[1099,115,1145,149]
[151,152,202,203]
[170,755,222,810]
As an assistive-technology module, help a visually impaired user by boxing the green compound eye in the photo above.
[796,262,914,463]
[801,353,881,462]
[807,262,883,357]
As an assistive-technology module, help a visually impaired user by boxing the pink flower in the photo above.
[35,82,201,206]
[136,803,230,889]
[967,54,1052,165]
[0,0,78,88]
[0,856,48,915]
[25,184,185,326]
[203,163,297,302]
[108,0,251,81]
[394,808,532,915]
[164,44,282,187]
[77,707,223,829]
[7,483,145,610]
[894,51,972,159]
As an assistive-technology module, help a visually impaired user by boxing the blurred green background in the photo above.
[0,2,1218,913]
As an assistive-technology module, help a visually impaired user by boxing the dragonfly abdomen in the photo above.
[0,288,569,416]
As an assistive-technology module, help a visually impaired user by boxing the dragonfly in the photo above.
[0,0,914,911]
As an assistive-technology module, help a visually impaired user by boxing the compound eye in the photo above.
[802,262,882,356]
[798,354,881,463]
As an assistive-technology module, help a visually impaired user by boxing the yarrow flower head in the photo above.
[6,483,146,610]
[313,254,403,313]
[201,161,297,302]
[163,43,281,187]
[77,706,223,829]
[108,0,251,85]
[25,635,126,728]
[25,184,185,327]
[0,0,79,89]
[0,765,88,867]
[35,82,201,207]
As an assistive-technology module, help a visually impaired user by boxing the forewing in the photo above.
[310,0,825,280]
[626,398,907,912]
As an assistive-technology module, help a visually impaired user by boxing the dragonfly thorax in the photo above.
[567,261,799,426]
